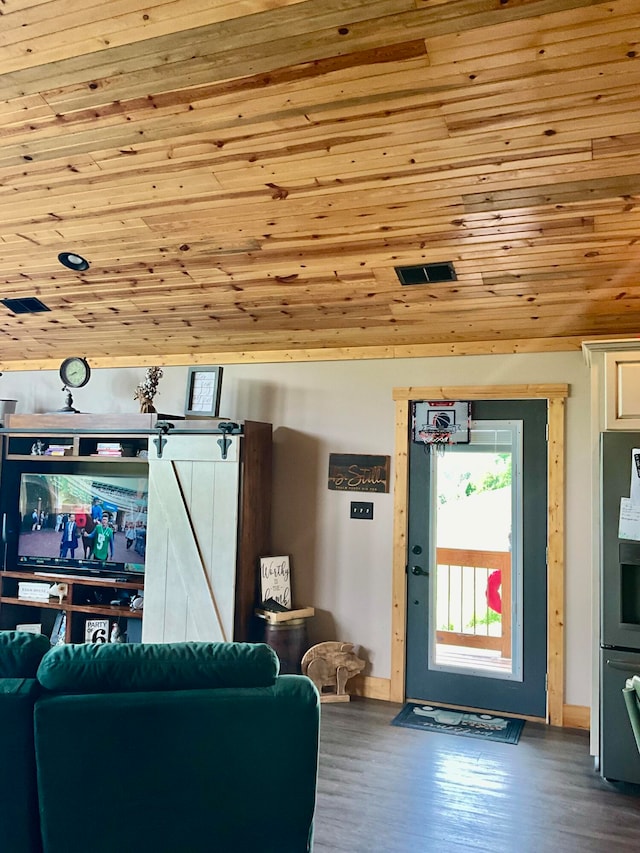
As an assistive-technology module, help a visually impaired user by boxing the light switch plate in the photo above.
[350,501,374,520]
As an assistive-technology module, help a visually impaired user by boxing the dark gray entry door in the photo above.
[405,399,548,717]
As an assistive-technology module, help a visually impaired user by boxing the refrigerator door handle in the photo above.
[605,659,640,673]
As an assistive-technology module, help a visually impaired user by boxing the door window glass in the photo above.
[430,422,523,680]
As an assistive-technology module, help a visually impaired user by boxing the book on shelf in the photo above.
[16,623,42,634]
[50,612,66,645]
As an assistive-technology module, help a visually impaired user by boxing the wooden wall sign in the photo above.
[328,454,390,494]
[259,556,292,608]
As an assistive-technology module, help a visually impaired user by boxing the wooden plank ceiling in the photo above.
[0,0,639,368]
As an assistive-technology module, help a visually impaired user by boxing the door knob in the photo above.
[411,565,428,576]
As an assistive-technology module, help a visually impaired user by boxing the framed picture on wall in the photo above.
[184,366,223,417]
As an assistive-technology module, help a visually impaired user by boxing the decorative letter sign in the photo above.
[328,454,390,493]
[259,556,292,608]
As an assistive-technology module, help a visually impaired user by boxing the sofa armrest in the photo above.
[0,631,51,678]
[0,678,42,853]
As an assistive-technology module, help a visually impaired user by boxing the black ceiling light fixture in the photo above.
[58,252,90,271]
[395,262,457,285]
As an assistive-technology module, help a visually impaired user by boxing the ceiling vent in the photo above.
[395,262,457,285]
[1,297,51,314]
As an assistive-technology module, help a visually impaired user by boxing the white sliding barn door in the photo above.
[142,433,241,643]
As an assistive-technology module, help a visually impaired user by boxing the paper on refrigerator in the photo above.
[619,497,640,540]
[622,447,640,538]
[630,448,640,507]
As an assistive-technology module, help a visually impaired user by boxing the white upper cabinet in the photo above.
[605,351,640,430]
[582,342,640,431]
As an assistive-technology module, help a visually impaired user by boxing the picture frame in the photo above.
[184,366,223,417]
[259,555,292,609]
[84,617,109,644]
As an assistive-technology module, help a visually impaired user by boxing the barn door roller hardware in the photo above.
[153,421,175,458]
[217,421,239,459]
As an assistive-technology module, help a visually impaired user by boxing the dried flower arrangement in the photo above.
[134,366,163,413]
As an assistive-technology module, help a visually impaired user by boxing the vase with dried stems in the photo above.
[134,367,163,414]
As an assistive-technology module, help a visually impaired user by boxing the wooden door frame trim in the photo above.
[391,384,568,725]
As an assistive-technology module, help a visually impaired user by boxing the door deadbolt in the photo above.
[411,544,422,555]
[411,565,428,576]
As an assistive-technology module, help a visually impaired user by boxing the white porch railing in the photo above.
[435,547,511,660]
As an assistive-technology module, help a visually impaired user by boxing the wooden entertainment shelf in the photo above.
[2,412,156,463]
[0,571,144,644]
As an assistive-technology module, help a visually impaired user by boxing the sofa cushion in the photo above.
[0,630,51,678]
[37,641,279,693]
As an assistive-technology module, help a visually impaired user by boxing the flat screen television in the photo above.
[16,471,148,580]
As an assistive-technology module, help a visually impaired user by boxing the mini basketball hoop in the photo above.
[418,427,457,455]
[426,430,453,455]
[412,401,471,453]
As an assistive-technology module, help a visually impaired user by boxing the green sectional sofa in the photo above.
[0,634,320,853]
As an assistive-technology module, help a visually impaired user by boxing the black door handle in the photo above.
[411,565,428,576]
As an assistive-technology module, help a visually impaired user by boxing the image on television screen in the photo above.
[17,472,148,575]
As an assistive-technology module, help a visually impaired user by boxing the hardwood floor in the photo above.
[314,699,640,853]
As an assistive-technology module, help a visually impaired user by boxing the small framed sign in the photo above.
[84,618,109,644]
[184,366,223,417]
[259,556,292,609]
[328,454,390,493]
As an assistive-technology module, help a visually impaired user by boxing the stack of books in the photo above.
[18,581,51,602]
[44,444,70,456]
[93,442,123,457]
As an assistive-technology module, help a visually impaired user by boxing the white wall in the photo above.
[0,350,591,705]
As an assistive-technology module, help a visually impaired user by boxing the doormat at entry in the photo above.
[391,703,525,744]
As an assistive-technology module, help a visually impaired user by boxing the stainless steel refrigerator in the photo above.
[600,431,640,783]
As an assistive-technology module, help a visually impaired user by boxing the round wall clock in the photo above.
[59,357,91,389]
